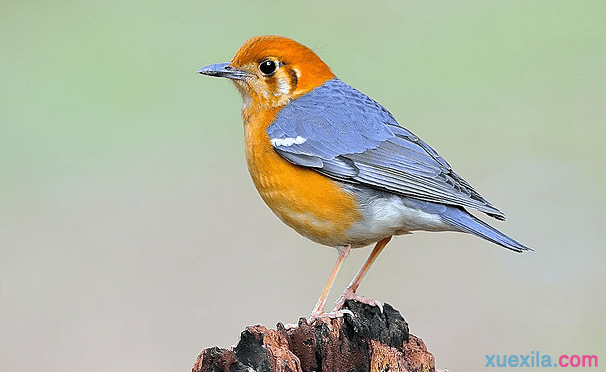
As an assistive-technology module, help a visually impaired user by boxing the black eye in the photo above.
[259,60,277,75]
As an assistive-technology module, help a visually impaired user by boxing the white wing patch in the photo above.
[270,136,307,147]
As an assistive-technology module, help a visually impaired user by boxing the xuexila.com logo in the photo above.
[485,351,598,368]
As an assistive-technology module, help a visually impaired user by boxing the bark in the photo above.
[193,300,436,372]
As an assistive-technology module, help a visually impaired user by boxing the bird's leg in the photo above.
[310,245,350,318]
[332,236,392,312]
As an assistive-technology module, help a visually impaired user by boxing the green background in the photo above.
[2,1,604,371]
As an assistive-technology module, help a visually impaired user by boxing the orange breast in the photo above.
[242,104,362,247]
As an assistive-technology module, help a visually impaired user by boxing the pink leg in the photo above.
[310,245,350,318]
[333,236,392,312]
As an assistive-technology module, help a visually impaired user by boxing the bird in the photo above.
[197,35,531,319]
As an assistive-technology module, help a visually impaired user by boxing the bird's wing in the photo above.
[267,79,505,220]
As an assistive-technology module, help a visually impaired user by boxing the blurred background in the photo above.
[1,1,604,371]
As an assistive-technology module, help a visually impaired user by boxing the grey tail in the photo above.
[441,208,533,253]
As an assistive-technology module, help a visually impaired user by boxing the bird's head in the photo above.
[198,36,335,109]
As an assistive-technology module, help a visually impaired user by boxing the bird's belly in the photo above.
[245,138,363,247]
[245,144,453,248]
[343,184,453,247]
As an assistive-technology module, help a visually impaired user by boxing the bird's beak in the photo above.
[197,62,250,80]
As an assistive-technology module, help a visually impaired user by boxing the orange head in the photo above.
[198,36,336,109]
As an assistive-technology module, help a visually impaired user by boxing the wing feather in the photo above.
[268,78,505,220]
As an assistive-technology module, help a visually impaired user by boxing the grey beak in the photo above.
[197,62,250,80]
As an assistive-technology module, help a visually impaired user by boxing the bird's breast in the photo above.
[242,105,362,247]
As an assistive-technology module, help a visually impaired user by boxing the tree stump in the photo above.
[192,300,436,372]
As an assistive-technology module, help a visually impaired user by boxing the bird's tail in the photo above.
[441,208,533,253]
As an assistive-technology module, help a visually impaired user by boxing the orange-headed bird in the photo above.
[198,36,531,318]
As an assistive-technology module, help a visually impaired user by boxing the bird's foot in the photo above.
[308,308,354,324]
[332,288,383,313]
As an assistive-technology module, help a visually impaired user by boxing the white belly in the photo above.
[342,184,453,248]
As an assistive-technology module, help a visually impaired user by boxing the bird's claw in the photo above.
[332,288,383,313]
[308,308,354,323]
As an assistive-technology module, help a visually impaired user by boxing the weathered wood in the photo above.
[193,300,436,372]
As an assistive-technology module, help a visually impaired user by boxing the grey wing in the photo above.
[267,79,505,220]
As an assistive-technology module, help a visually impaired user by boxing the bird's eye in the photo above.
[259,60,277,76]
